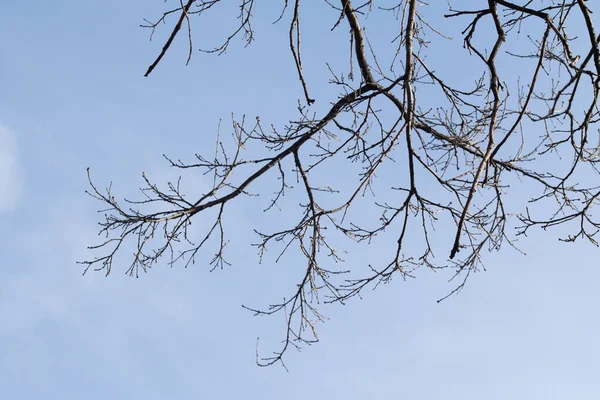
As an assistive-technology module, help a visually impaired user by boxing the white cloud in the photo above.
[0,123,22,211]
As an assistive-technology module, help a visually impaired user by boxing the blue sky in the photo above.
[1,1,599,398]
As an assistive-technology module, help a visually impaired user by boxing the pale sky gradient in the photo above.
[1,1,599,399]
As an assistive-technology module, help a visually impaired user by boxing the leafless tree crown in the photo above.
[84,1,600,366]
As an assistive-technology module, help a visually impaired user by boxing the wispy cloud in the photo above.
[0,123,22,212]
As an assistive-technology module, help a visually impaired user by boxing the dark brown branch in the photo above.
[145,0,196,77]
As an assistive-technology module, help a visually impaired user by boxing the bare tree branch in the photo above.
[86,0,600,366]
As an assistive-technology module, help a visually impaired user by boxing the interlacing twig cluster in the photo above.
[84,1,600,366]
